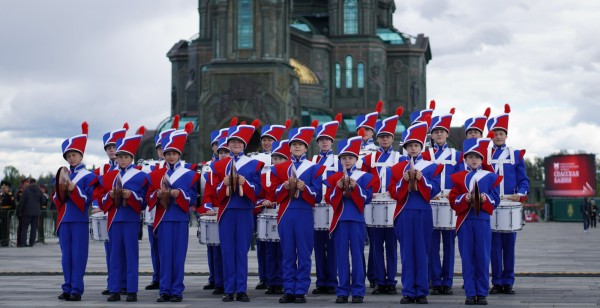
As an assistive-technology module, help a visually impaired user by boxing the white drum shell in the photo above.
[143,206,156,226]
[90,212,109,242]
[257,213,279,242]
[313,203,333,231]
[431,199,456,230]
[197,215,220,245]
[491,201,524,232]
[365,194,396,228]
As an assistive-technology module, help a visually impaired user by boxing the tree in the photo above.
[2,165,24,190]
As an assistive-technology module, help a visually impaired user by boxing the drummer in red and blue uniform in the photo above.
[147,123,199,303]
[54,122,98,302]
[255,139,291,295]
[422,108,462,296]
[389,117,443,305]
[212,119,263,302]
[271,121,325,304]
[100,127,149,302]
[324,132,377,304]
[487,104,530,295]
[311,114,343,295]
[93,123,128,296]
[449,137,502,305]
[361,107,404,295]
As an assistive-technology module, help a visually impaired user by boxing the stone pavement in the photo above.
[1,222,599,307]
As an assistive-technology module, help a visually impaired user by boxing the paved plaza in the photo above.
[1,222,599,307]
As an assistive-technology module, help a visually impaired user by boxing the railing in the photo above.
[0,210,57,247]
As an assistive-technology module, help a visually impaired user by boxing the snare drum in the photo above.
[90,212,109,242]
[197,215,220,245]
[491,201,524,232]
[431,199,456,230]
[364,193,396,228]
[198,164,211,198]
[143,206,155,226]
[313,203,333,230]
[257,213,279,242]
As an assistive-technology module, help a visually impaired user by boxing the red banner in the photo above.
[544,154,596,197]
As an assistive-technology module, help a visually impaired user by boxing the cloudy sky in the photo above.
[0,1,598,178]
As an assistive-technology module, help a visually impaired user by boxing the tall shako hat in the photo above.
[288,120,318,147]
[401,115,430,149]
[430,108,455,133]
[227,118,260,148]
[61,122,89,160]
[210,128,229,145]
[161,122,194,155]
[463,137,491,160]
[409,100,436,126]
[315,113,341,141]
[116,126,145,158]
[261,119,291,141]
[486,104,511,133]
[355,101,383,131]
[271,139,291,160]
[464,107,491,135]
[375,107,404,137]
[337,129,365,158]
[102,123,129,149]
[155,114,180,148]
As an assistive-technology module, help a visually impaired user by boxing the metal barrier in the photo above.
[0,210,58,247]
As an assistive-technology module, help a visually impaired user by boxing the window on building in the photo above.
[335,63,341,89]
[345,56,353,89]
[357,63,364,88]
[238,0,254,49]
[344,0,358,34]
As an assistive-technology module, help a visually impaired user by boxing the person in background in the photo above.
[18,178,44,247]
[0,180,16,247]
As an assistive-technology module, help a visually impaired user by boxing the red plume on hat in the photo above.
[172,114,180,129]
[284,119,291,130]
[311,119,319,128]
[335,113,342,123]
[484,107,491,118]
[230,117,238,127]
[123,122,129,131]
[429,100,436,110]
[184,122,194,134]
[81,121,88,135]
[375,100,383,113]
[251,119,261,128]
[136,126,146,135]
[396,107,404,117]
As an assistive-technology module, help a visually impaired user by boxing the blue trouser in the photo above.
[207,245,214,284]
[458,219,491,297]
[108,222,139,293]
[366,227,374,284]
[59,222,89,296]
[395,209,433,298]
[429,229,455,287]
[265,241,283,286]
[219,208,253,294]
[370,227,397,286]
[314,229,337,287]
[147,225,160,283]
[491,232,516,286]
[257,239,267,282]
[210,245,224,288]
[334,221,366,297]
[157,221,189,297]
[279,208,314,295]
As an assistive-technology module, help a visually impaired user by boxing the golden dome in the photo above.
[289,58,319,85]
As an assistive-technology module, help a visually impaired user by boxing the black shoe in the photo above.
[236,292,250,302]
[387,285,398,295]
[265,286,275,295]
[372,285,388,295]
[157,294,171,302]
[312,286,327,294]
[58,292,70,300]
[107,293,121,302]
[400,296,416,304]
[222,293,234,302]
[67,293,81,301]
[351,296,364,303]
[502,285,515,294]
[294,294,307,303]
[170,295,182,302]
[369,281,375,288]
[335,296,348,303]
[476,296,488,305]
[415,296,428,304]
[430,286,441,295]
[101,288,110,295]
[213,287,225,295]
[203,282,215,290]
[279,293,295,303]
[441,286,454,295]
[465,296,477,305]
[120,288,127,295]
[326,286,337,294]
[145,281,159,290]
[272,286,285,294]
[256,280,267,290]
[489,285,502,294]
[126,293,137,302]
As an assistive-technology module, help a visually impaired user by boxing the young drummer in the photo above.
[147,123,199,302]
[487,104,530,295]
[360,108,404,295]
[311,114,343,295]
[100,127,149,302]
[423,108,461,295]
[449,138,502,305]
[325,133,376,304]
[389,119,443,305]
[272,121,325,304]
[212,119,263,302]
[54,122,98,301]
